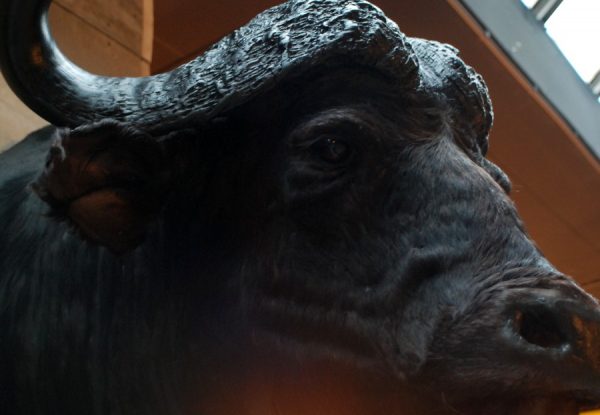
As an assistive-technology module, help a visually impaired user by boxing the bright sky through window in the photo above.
[522,0,600,83]
[546,0,600,82]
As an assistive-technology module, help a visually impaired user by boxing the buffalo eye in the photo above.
[310,136,351,164]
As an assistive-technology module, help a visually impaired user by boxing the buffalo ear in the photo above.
[32,120,172,254]
[64,187,160,254]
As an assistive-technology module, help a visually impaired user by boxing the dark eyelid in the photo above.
[289,116,373,149]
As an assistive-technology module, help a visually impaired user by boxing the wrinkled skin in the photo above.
[1,70,599,415]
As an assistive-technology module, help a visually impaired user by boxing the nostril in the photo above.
[514,306,570,349]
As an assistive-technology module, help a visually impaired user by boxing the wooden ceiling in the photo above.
[153,0,600,296]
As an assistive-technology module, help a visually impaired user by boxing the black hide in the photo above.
[1,71,600,415]
[1,1,600,415]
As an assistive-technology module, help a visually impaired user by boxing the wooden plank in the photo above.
[583,280,600,301]
[152,0,278,72]
[152,36,184,73]
[48,3,150,77]
[505,173,600,283]
[54,0,153,62]
[0,77,46,151]
[572,259,600,286]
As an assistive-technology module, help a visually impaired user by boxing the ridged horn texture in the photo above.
[0,0,492,152]
[0,0,418,128]
[409,38,494,157]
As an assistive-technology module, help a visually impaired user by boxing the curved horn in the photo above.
[408,39,493,157]
[0,0,420,129]
[407,39,507,189]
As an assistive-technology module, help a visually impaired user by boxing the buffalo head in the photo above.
[1,0,599,414]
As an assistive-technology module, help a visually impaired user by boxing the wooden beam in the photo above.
[47,3,151,76]
[54,0,153,62]
[0,76,46,151]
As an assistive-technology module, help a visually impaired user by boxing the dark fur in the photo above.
[1,71,599,415]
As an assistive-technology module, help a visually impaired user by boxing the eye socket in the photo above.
[310,136,352,164]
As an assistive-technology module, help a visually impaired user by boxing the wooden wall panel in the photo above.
[48,3,151,77]
[0,0,153,152]
[584,280,600,301]
[55,0,153,61]
[152,0,279,72]
[0,77,46,150]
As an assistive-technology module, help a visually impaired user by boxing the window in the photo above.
[522,0,600,97]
